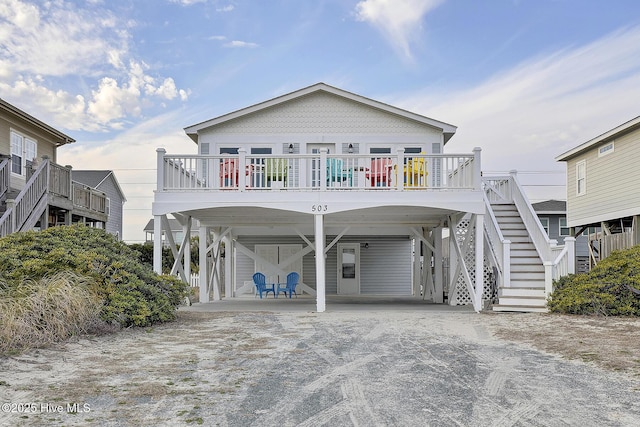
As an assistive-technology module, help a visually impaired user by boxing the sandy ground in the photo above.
[1,301,640,426]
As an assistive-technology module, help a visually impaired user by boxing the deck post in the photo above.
[565,236,576,275]
[315,213,326,312]
[473,147,482,190]
[474,213,484,311]
[153,215,163,274]
[320,149,328,191]
[396,148,405,190]
[199,226,210,303]
[156,148,165,192]
[238,148,247,191]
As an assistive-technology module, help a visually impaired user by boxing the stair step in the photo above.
[492,304,549,313]
[499,287,545,297]
[510,257,542,265]
[509,279,545,287]
[497,296,547,307]
[511,264,544,272]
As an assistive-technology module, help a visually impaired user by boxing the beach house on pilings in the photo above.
[151,83,575,312]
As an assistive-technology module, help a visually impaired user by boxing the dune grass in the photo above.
[0,271,105,355]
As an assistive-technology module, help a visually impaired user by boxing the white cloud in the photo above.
[224,40,259,48]
[395,26,640,200]
[216,5,234,12]
[57,110,195,242]
[354,0,444,60]
[169,0,208,5]
[0,0,189,132]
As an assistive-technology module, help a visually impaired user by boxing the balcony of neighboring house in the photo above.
[0,156,108,237]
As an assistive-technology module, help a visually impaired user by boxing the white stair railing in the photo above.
[483,172,575,298]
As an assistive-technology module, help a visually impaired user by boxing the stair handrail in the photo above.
[483,191,510,288]
[0,156,9,201]
[9,158,50,232]
[507,171,555,262]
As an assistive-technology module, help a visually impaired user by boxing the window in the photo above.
[369,147,391,154]
[598,142,614,157]
[559,217,570,236]
[10,131,37,176]
[539,217,549,235]
[576,160,586,196]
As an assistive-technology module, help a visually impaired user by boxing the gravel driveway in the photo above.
[1,299,639,426]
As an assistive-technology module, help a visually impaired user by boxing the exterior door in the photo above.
[337,243,360,295]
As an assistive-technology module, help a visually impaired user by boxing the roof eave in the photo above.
[556,115,640,161]
[183,83,457,142]
[0,98,75,146]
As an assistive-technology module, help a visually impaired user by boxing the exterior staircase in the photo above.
[490,203,548,312]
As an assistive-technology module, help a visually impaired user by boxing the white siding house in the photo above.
[556,116,640,263]
[152,83,573,312]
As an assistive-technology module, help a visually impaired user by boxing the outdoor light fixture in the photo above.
[348,143,354,153]
[288,143,294,153]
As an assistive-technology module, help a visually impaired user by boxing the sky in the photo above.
[2,0,640,243]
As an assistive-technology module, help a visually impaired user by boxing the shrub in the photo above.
[548,245,640,316]
[0,271,104,354]
[0,225,190,328]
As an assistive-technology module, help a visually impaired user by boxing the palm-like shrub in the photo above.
[548,245,640,315]
[0,225,189,329]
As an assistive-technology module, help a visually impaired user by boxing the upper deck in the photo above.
[153,148,484,217]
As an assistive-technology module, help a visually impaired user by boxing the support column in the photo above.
[199,226,209,303]
[314,214,326,312]
[434,226,444,303]
[183,220,191,281]
[153,215,163,274]
[474,213,484,312]
[414,233,424,298]
[224,234,233,298]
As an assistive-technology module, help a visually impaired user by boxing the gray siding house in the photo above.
[73,171,126,240]
[532,200,589,273]
[556,116,640,263]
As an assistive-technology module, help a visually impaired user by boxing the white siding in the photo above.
[198,91,443,150]
[566,128,640,227]
[236,235,412,296]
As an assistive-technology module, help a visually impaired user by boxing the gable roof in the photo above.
[184,82,457,144]
[532,199,566,214]
[73,170,127,201]
[556,115,640,161]
[0,98,75,146]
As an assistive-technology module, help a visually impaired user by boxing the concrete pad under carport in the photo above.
[180,295,477,313]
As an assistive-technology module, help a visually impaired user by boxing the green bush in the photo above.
[0,225,190,328]
[548,245,640,315]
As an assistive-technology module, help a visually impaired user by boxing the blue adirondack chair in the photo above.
[327,158,353,186]
[276,272,299,298]
[253,272,275,298]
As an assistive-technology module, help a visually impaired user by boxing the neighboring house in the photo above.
[532,199,590,273]
[556,116,640,265]
[143,217,198,246]
[0,98,109,236]
[152,83,574,312]
[73,171,126,240]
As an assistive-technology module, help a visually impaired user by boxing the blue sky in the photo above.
[2,0,640,242]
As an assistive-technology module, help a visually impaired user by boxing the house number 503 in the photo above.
[311,204,328,212]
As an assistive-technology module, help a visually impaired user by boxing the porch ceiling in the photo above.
[182,205,455,235]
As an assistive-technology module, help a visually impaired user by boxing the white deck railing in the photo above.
[156,148,480,192]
